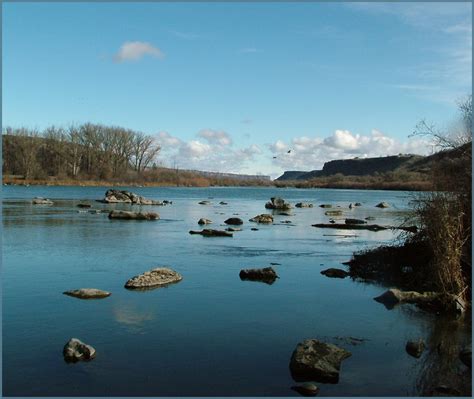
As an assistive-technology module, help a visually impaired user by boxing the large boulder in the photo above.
[320,268,349,279]
[32,197,54,205]
[108,210,158,220]
[265,197,291,210]
[125,267,182,289]
[224,217,243,225]
[63,338,96,362]
[63,288,111,299]
[239,267,279,284]
[189,229,233,237]
[289,339,352,383]
[249,214,274,224]
[102,189,161,205]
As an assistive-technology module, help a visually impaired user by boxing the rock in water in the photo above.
[198,200,211,205]
[249,214,274,224]
[189,229,233,237]
[63,289,111,299]
[289,339,352,383]
[406,339,425,358]
[459,344,472,368]
[102,189,161,205]
[265,197,292,210]
[108,210,159,220]
[291,382,320,396]
[320,268,349,279]
[373,288,439,309]
[77,203,91,208]
[32,197,54,205]
[344,218,367,225]
[224,217,243,225]
[125,267,183,289]
[375,202,390,208]
[63,338,96,362]
[295,202,313,208]
[198,218,212,225]
[319,204,332,208]
[239,267,279,284]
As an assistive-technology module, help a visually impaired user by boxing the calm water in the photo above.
[2,186,471,396]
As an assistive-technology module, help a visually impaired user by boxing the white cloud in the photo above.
[197,129,233,146]
[269,129,432,171]
[114,41,164,62]
[156,131,181,147]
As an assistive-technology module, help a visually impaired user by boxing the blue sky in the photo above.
[3,2,472,177]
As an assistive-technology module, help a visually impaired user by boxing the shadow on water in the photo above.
[412,312,472,396]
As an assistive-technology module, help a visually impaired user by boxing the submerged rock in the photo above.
[189,229,233,237]
[373,288,439,309]
[125,267,182,289]
[295,202,313,208]
[198,218,212,225]
[108,210,158,220]
[291,382,320,396]
[320,268,349,279]
[63,338,96,362]
[265,197,291,210]
[312,223,388,232]
[198,200,211,205]
[76,203,91,208]
[239,267,279,284]
[354,203,362,207]
[406,339,426,358]
[251,228,259,231]
[375,202,390,208]
[249,214,274,224]
[219,201,228,205]
[226,227,242,232]
[324,210,343,216]
[224,217,243,225]
[63,289,111,299]
[32,197,54,205]
[289,339,352,383]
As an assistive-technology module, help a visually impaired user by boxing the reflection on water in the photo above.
[2,186,471,397]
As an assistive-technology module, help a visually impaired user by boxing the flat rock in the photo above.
[125,267,182,289]
[198,200,211,205]
[324,210,343,216]
[198,218,212,225]
[249,214,274,224]
[344,218,366,225]
[406,339,426,358]
[289,339,352,383]
[319,204,332,208]
[226,227,242,232]
[32,197,53,205]
[320,268,349,279]
[63,338,96,362]
[375,202,390,208]
[108,210,159,220]
[77,203,92,208]
[373,288,439,309]
[224,217,243,225]
[295,202,313,208]
[189,229,233,237]
[63,288,111,299]
[239,267,279,284]
[312,223,388,232]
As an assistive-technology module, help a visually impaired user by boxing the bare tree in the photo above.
[131,133,161,173]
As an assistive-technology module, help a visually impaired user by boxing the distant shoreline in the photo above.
[2,177,431,191]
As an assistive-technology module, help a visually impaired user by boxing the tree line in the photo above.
[2,123,161,180]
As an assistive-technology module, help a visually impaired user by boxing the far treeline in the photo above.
[1,123,270,187]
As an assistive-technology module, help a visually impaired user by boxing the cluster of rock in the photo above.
[125,267,183,289]
[108,210,159,220]
[101,189,166,205]
[265,197,291,210]
[295,202,313,208]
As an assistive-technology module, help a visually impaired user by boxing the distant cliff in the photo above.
[275,147,468,181]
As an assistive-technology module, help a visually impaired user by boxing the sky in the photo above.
[2,2,472,178]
